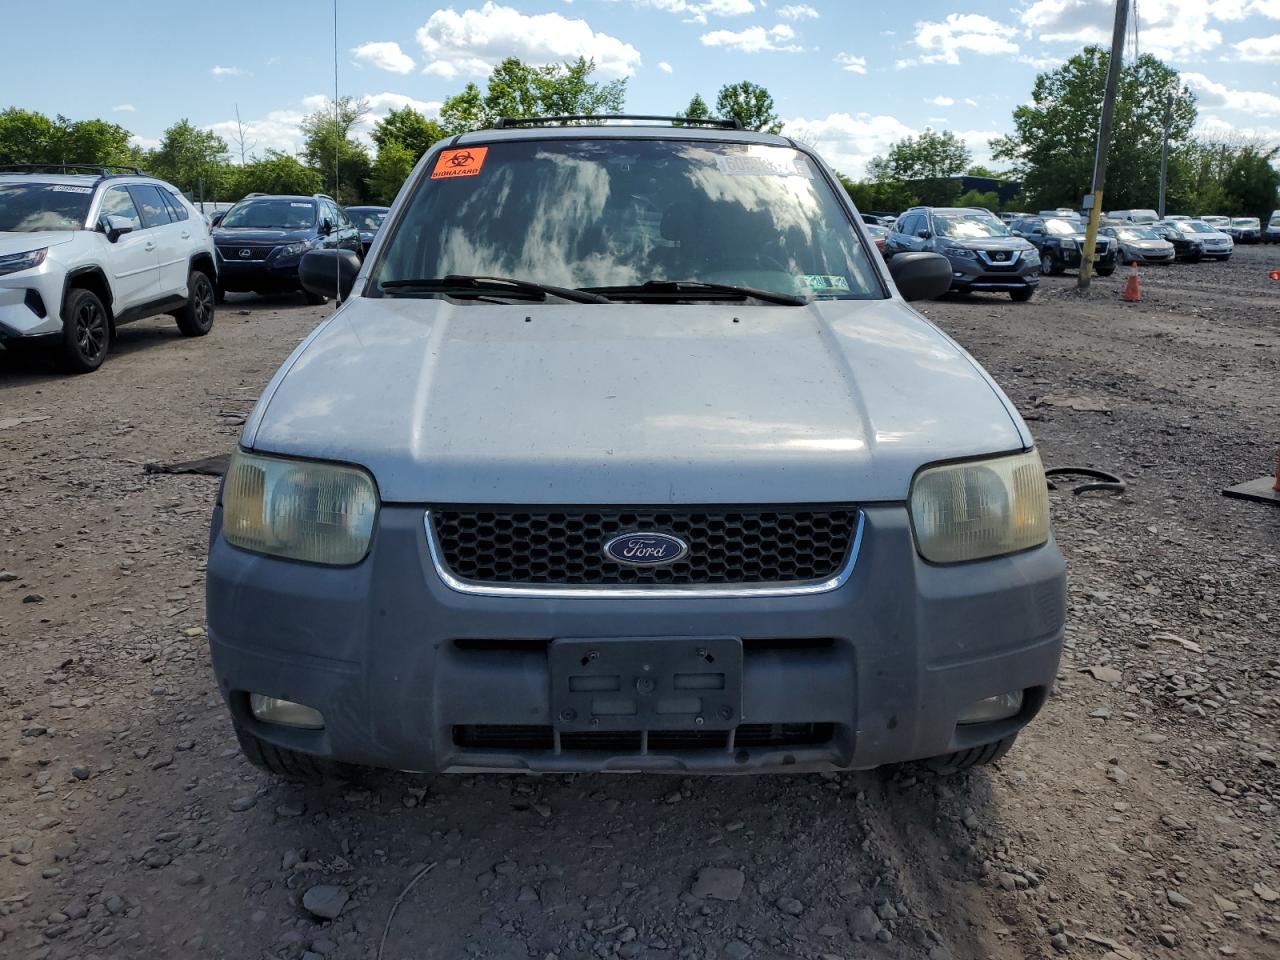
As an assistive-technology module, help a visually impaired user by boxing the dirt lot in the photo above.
[1,247,1277,960]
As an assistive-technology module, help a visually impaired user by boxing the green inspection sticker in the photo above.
[799,275,850,291]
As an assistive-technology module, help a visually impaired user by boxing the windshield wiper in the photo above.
[380,275,610,304]
[582,280,806,306]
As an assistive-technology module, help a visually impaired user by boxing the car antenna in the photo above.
[332,0,342,308]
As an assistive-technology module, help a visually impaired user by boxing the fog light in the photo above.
[958,691,1023,725]
[249,694,324,729]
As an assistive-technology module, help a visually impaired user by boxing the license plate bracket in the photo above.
[549,637,743,731]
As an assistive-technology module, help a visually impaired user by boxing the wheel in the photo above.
[921,734,1018,775]
[1096,267,1115,277]
[59,287,110,373]
[303,288,329,306]
[173,269,216,337]
[1040,251,1059,276]
[1010,287,1034,302]
[232,720,358,783]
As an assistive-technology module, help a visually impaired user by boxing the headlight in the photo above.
[909,450,1050,563]
[942,246,977,259]
[1059,237,1078,249]
[275,241,309,259]
[222,450,378,564]
[0,247,48,276]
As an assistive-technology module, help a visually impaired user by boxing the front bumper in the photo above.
[207,503,1066,774]
[0,260,66,339]
[946,253,1040,292]
[215,254,303,292]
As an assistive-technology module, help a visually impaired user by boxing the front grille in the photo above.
[217,244,274,261]
[452,723,834,752]
[430,508,858,586]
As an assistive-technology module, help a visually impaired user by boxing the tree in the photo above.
[224,151,324,199]
[371,107,446,159]
[867,130,970,181]
[715,82,781,134]
[965,164,1006,179]
[439,57,627,135]
[678,94,712,123]
[955,189,1003,212]
[52,117,138,167]
[230,104,256,165]
[149,119,229,196]
[0,108,61,164]
[301,96,372,204]
[368,142,417,205]
[992,47,1196,209]
[1223,144,1280,218]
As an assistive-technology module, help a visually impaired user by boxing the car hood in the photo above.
[244,297,1029,505]
[0,230,79,253]
[212,227,313,244]
[946,236,1033,251]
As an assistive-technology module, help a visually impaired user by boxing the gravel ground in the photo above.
[1,246,1277,960]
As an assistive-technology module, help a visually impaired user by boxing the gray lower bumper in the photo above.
[206,504,1066,773]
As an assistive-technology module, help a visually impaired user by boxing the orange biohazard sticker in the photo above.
[431,147,488,180]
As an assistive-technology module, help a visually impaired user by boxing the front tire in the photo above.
[922,734,1018,774]
[232,720,358,783]
[1010,287,1035,302]
[1096,266,1115,277]
[174,270,216,337]
[59,287,110,373]
[1040,251,1059,276]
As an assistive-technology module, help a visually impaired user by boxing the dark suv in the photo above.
[212,193,361,303]
[1009,216,1117,277]
[884,207,1039,301]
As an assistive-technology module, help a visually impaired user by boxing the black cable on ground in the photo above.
[1044,466,1127,496]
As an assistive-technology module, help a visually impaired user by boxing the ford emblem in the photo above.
[603,532,689,567]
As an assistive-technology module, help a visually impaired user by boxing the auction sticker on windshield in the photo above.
[432,147,489,180]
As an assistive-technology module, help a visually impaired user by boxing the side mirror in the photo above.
[299,249,361,301]
[101,215,135,242]
[888,252,953,302]
[210,211,226,226]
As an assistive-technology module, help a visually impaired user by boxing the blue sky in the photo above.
[4,0,1278,176]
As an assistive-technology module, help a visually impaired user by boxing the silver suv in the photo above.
[205,117,1064,780]
[884,206,1040,301]
[0,164,218,372]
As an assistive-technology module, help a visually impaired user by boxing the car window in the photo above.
[895,213,918,235]
[335,203,352,227]
[1232,218,1259,227]
[0,182,94,232]
[933,212,1010,238]
[375,138,885,301]
[350,209,388,231]
[220,199,318,229]
[163,189,190,222]
[100,185,143,231]
[129,184,173,229]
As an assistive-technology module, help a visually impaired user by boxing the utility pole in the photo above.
[1157,90,1172,218]
[1079,0,1129,291]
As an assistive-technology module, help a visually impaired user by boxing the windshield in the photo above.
[350,209,387,231]
[374,138,882,301]
[1118,227,1160,240]
[0,182,93,232]
[933,212,1010,238]
[1271,216,1280,227]
[1179,221,1215,234]
[1044,218,1084,236]
[220,199,316,230]
[1232,218,1259,228]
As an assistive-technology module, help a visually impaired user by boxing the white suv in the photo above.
[0,165,218,373]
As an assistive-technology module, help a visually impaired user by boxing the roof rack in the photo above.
[0,163,145,177]
[493,114,744,131]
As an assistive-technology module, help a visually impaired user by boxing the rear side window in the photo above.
[130,184,173,229]
[163,189,190,221]
[101,186,143,230]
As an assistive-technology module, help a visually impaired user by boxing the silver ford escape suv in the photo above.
[206,117,1065,779]
[884,206,1040,301]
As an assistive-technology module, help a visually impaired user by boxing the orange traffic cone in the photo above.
[1121,261,1141,301]
[1269,269,1280,280]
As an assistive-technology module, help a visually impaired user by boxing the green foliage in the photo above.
[0,108,62,164]
[715,82,782,134]
[991,47,1196,209]
[223,151,324,198]
[867,130,970,181]
[0,108,137,168]
[371,107,446,159]
[965,164,1006,179]
[368,141,417,205]
[1222,145,1280,219]
[679,94,712,121]
[837,174,919,213]
[955,190,1003,213]
[149,119,229,195]
[439,57,627,135]
[300,96,372,204]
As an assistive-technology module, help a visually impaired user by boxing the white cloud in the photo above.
[112,104,136,113]
[834,52,867,73]
[779,112,917,176]
[1183,72,1280,116]
[894,57,918,69]
[657,60,674,73]
[926,95,955,106]
[1234,33,1280,60]
[210,65,242,77]
[963,97,979,106]
[416,2,642,79]
[1194,116,1280,144]
[700,23,803,52]
[1209,0,1280,19]
[351,41,415,74]
[129,134,161,150]
[1021,0,1227,59]
[777,4,819,19]
[640,0,754,23]
[913,14,1019,64]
